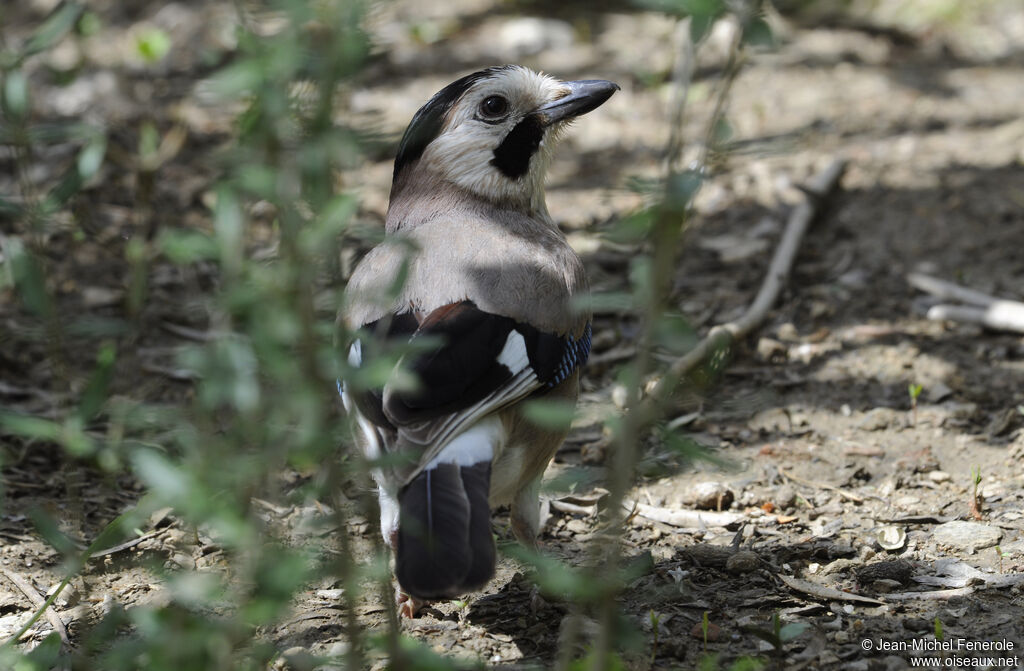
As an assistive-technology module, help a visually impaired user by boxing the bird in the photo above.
[339,65,618,616]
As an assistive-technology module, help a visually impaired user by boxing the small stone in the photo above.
[170,553,196,570]
[611,384,628,409]
[776,323,799,342]
[756,337,787,363]
[926,382,953,403]
[774,484,797,510]
[725,550,760,574]
[691,481,734,510]
[498,18,574,58]
[932,521,1002,553]
[280,647,316,671]
[857,560,913,584]
[859,407,899,431]
[690,621,722,641]
[580,439,607,465]
[565,519,589,535]
[988,408,1017,437]
[903,617,931,633]
[316,588,345,600]
[870,579,903,593]
[927,470,951,483]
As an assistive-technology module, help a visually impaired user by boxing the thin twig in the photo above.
[644,158,848,402]
[778,467,865,503]
[907,273,1001,307]
[908,273,1024,333]
[0,568,71,646]
[927,303,1024,334]
[87,529,164,560]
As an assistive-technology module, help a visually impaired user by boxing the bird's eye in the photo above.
[479,95,509,119]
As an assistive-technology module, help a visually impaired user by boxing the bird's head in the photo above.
[390,65,618,212]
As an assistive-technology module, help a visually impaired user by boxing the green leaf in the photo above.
[77,11,102,37]
[0,412,61,441]
[572,291,636,314]
[77,133,107,179]
[158,228,219,263]
[19,632,63,669]
[2,69,29,119]
[665,169,703,211]
[690,12,716,43]
[7,240,52,317]
[206,60,265,99]
[133,449,194,503]
[778,621,807,642]
[213,186,244,276]
[503,545,593,600]
[0,195,24,218]
[138,121,159,162]
[728,657,766,671]
[26,121,98,144]
[136,28,171,63]
[569,651,626,671]
[78,342,116,421]
[743,16,774,47]
[713,117,733,145]
[604,207,655,243]
[29,507,81,556]
[21,2,84,61]
[652,311,697,354]
[521,398,577,431]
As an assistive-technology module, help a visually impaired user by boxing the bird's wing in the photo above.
[345,300,590,484]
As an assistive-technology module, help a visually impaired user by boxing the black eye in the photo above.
[479,95,509,119]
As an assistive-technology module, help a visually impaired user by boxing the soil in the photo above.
[2,1,1023,669]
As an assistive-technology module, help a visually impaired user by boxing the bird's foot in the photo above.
[395,587,427,618]
[510,515,540,552]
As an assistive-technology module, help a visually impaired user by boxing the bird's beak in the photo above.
[536,80,620,127]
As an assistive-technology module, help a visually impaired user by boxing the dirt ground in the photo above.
[2,1,1024,669]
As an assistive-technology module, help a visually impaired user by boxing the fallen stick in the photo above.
[777,574,884,606]
[906,273,999,307]
[0,568,71,645]
[87,529,164,560]
[908,272,1024,333]
[626,501,745,529]
[927,303,1024,334]
[644,158,848,401]
[779,467,866,503]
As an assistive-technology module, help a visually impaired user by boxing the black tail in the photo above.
[395,462,495,600]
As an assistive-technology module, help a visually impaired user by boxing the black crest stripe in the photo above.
[393,65,514,180]
[491,114,544,179]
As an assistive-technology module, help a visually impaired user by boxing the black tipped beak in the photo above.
[536,79,619,126]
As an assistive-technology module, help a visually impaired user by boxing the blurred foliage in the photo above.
[0,0,401,668]
[0,0,789,668]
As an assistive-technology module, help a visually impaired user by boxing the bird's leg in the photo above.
[379,489,428,617]
[510,476,542,550]
[395,588,427,618]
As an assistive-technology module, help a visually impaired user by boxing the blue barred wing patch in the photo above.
[545,322,592,388]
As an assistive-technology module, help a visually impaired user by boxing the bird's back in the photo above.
[345,189,588,337]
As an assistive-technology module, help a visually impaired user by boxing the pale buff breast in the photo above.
[345,213,588,337]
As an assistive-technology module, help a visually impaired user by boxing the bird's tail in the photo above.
[395,424,497,600]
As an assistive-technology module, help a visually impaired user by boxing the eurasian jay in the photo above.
[340,65,618,616]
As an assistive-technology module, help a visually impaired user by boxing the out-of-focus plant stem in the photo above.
[587,10,752,669]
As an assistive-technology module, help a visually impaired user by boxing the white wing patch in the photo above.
[424,415,505,470]
[497,330,529,373]
[347,340,362,366]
